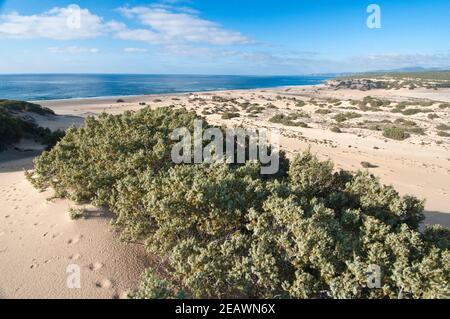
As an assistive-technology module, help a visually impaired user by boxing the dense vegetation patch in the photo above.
[0,99,55,115]
[221,112,241,119]
[269,114,309,127]
[382,127,410,141]
[27,107,449,299]
[333,112,362,123]
[0,100,63,150]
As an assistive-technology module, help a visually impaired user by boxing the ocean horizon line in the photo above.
[0,74,332,101]
[0,72,338,77]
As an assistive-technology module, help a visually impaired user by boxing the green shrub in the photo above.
[428,113,439,120]
[0,108,64,151]
[27,108,449,299]
[333,112,361,123]
[402,108,422,116]
[383,127,410,140]
[419,101,433,107]
[0,111,22,150]
[315,109,333,115]
[330,126,342,133]
[27,107,203,202]
[246,105,265,114]
[0,99,55,116]
[436,124,450,131]
[269,114,308,127]
[296,100,306,107]
[131,268,179,299]
[221,112,240,119]
[360,161,377,168]
[69,208,85,220]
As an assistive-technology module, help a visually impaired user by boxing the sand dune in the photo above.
[0,155,149,299]
[1,84,449,298]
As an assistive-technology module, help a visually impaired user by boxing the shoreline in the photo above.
[30,84,326,106]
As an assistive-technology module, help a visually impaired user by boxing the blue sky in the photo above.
[0,0,449,75]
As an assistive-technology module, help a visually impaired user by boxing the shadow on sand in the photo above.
[81,207,116,220]
[0,151,37,173]
[423,211,450,228]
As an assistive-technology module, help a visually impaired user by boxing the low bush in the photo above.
[0,99,55,116]
[333,112,361,123]
[383,127,410,140]
[315,109,333,115]
[221,112,240,119]
[0,111,22,150]
[437,131,450,137]
[69,208,85,220]
[296,100,306,107]
[27,107,449,299]
[402,108,422,116]
[269,114,308,127]
[0,107,64,151]
[360,161,377,168]
[330,126,342,133]
[436,124,450,131]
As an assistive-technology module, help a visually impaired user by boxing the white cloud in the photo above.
[123,47,148,53]
[116,28,160,43]
[116,6,252,46]
[48,46,100,54]
[349,53,450,69]
[0,5,121,40]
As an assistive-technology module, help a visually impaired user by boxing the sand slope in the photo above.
[0,155,149,299]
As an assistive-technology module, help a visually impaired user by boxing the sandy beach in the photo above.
[1,83,449,298]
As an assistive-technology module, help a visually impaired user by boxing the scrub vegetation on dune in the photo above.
[0,100,64,150]
[26,106,449,299]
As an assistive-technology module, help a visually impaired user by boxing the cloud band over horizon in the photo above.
[0,1,448,75]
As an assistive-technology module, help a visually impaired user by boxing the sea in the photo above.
[0,74,332,101]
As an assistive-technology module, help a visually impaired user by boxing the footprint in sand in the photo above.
[67,235,83,245]
[113,290,131,299]
[29,261,39,269]
[95,279,113,289]
[68,253,81,261]
[88,262,104,272]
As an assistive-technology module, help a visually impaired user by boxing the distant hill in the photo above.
[337,70,450,81]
